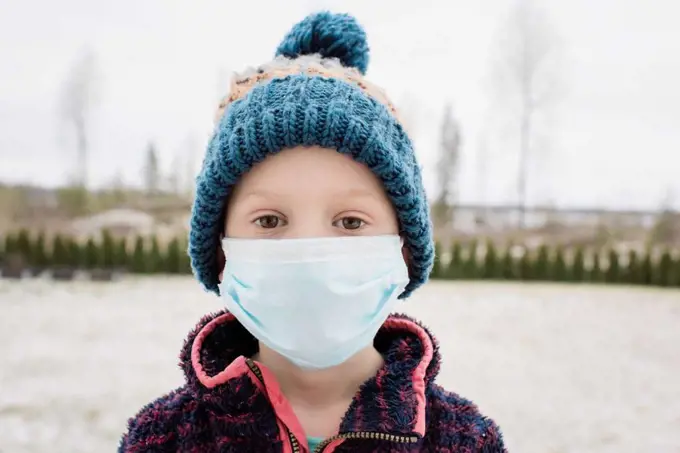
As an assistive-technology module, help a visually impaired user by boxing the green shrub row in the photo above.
[431,240,680,287]
[2,231,679,287]
[0,230,191,275]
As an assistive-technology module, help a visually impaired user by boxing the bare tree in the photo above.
[489,0,562,227]
[59,50,101,189]
[143,142,160,195]
[432,103,462,237]
[181,134,200,199]
[475,127,491,228]
[649,190,680,246]
[110,170,126,205]
[167,153,180,196]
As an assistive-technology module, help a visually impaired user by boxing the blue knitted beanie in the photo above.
[189,12,433,298]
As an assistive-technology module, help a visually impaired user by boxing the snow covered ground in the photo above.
[0,278,678,453]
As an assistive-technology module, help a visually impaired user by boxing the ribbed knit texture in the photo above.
[189,12,434,298]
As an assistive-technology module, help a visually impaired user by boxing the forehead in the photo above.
[231,146,389,200]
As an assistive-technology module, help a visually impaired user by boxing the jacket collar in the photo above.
[179,310,441,438]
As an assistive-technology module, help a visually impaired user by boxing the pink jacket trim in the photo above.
[191,313,246,389]
[381,317,432,437]
[255,360,310,446]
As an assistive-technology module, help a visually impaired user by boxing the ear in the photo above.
[401,238,413,277]
[217,241,226,282]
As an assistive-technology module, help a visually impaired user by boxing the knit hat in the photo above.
[189,11,433,298]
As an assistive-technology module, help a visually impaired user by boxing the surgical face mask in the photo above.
[218,235,409,370]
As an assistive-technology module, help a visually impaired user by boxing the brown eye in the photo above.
[340,217,364,230]
[255,215,280,229]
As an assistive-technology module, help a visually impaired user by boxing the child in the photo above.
[119,12,506,453]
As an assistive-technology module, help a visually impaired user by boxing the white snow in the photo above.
[0,278,678,453]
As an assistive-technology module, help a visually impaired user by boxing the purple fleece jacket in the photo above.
[119,311,506,452]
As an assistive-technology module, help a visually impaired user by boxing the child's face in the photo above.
[224,146,400,239]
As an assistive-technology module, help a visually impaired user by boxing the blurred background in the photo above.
[1,0,679,452]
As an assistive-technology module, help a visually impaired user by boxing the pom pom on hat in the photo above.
[275,12,370,75]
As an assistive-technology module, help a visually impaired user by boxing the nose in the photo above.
[282,212,337,239]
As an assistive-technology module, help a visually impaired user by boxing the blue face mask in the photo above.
[218,235,409,370]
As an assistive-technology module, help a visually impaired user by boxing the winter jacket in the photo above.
[119,311,506,452]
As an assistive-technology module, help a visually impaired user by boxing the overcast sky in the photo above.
[1,0,679,210]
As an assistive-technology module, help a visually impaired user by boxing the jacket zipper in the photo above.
[245,358,419,453]
[311,431,418,452]
[246,359,302,453]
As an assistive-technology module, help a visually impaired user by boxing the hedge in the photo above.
[0,229,192,276]
[1,230,679,288]
[429,239,679,288]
